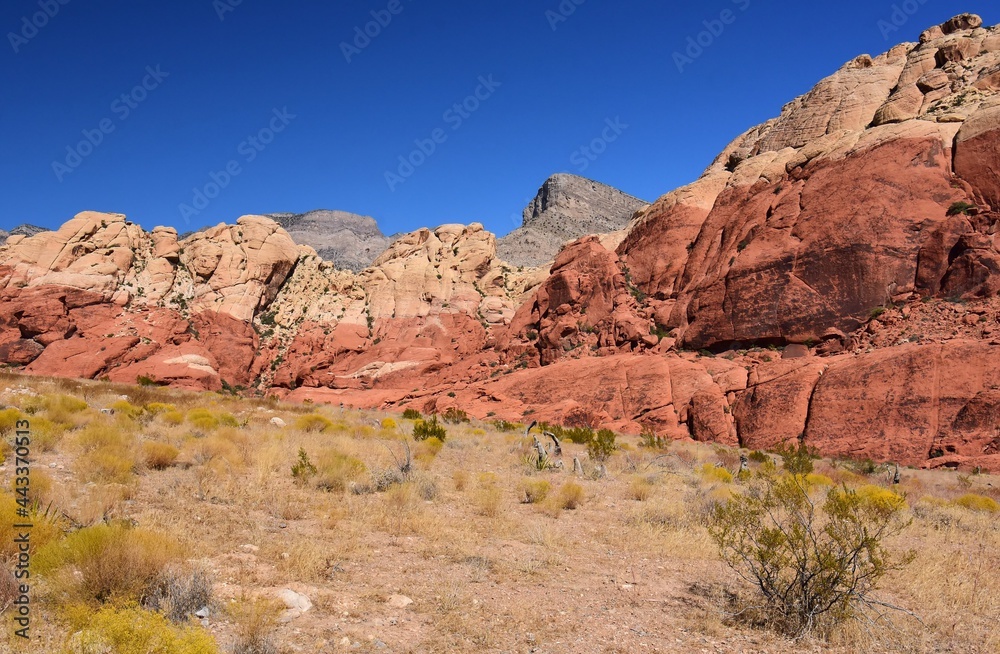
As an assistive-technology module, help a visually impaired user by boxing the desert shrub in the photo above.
[294,413,333,433]
[161,410,184,426]
[144,566,213,623]
[36,523,182,605]
[187,409,220,432]
[215,412,238,428]
[401,408,422,420]
[0,493,61,559]
[413,416,447,442]
[290,448,317,484]
[380,417,398,430]
[698,463,734,485]
[452,469,469,491]
[145,403,176,415]
[0,407,24,435]
[709,472,913,637]
[64,604,219,654]
[314,450,367,492]
[747,450,770,464]
[414,436,444,465]
[773,441,818,475]
[492,419,519,432]
[555,481,585,510]
[474,485,504,517]
[952,493,1000,513]
[77,446,137,485]
[141,442,180,470]
[520,478,551,504]
[947,200,975,216]
[587,429,618,462]
[441,407,469,424]
[563,426,594,445]
[12,467,54,507]
[45,393,89,416]
[640,426,669,450]
[29,416,65,452]
[110,400,144,421]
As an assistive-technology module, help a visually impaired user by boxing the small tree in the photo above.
[708,472,914,637]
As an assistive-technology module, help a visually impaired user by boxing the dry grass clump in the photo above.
[519,478,551,504]
[697,463,734,484]
[145,565,214,623]
[141,441,181,470]
[227,598,280,654]
[294,413,333,433]
[35,522,183,605]
[314,449,367,492]
[554,481,585,510]
[952,493,1000,513]
[73,423,138,485]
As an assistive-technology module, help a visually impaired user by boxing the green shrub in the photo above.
[401,408,422,420]
[564,426,594,445]
[947,201,975,216]
[640,426,669,450]
[291,448,317,484]
[65,604,219,654]
[492,419,519,433]
[587,429,618,462]
[413,416,447,442]
[709,473,913,637]
[773,441,817,475]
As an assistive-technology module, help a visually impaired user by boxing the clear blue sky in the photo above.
[2,1,997,237]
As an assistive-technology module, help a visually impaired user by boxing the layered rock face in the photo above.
[268,210,394,273]
[3,15,1000,472]
[497,174,647,268]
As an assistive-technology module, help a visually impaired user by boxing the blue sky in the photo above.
[2,1,997,237]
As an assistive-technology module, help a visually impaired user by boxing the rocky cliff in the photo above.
[497,174,647,268]
[2,14,1000,472]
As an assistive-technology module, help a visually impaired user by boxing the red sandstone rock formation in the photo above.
[2,15,1000,471]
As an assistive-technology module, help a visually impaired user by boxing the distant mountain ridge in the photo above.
[497,174,648,268]
[266,210,394,272]
[0,224,48,246]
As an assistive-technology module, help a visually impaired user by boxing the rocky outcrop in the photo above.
[497,174,647,268]
[3,15,1000,472]
[268,210,394,273]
